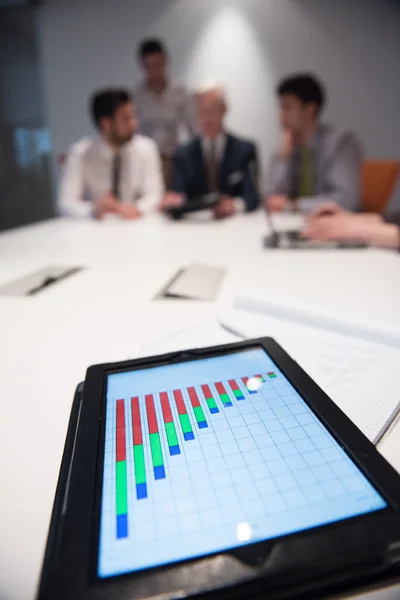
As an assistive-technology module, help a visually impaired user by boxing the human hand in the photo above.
[308,202,346,220]
[213,195,236,220]
[116,203,142,220]
[160,192,185,211]
[266,195,289,213]
[279,129,294,160]
[94,192,119,219]
[303,212,383,242]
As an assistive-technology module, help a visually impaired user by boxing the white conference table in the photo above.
[1,211,400,600]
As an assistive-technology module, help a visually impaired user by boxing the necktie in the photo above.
[207,140,219,193]
[298,146,315,197]
[112,152,122,200]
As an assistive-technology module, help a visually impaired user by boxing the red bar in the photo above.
[255,374,263,379]
[116,399,126,462]
[173,389,187,414]
[188,387,200,408]
[145,394,158,434]
[228,379,239,391]
[131,397,143,445]
[215,382,227,395]
[160,392,173,423]
[242,377,249,386]
[201,384,212,398]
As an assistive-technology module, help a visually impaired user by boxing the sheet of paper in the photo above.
[140,320,239,357]
[220,309,400,444]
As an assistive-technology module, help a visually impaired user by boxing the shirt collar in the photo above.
[141,79,172,97]
[95,136,133,158]
[201,132,226,156]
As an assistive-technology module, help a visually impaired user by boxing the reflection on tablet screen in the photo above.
[98,348,386,579]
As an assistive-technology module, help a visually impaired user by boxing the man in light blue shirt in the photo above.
[266,74,363,214]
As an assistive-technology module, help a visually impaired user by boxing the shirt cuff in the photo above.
[233,197,246,213]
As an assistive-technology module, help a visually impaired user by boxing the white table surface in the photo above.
[1,212,400,600]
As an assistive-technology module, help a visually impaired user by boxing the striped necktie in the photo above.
[298,146,315,197]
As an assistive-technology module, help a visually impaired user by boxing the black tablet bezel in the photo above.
[38,338,400,600]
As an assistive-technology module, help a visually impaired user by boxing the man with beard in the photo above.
[59,89,164,219]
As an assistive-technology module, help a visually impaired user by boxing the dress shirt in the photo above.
[201,134,226,162]
[134,80,194,157]
[59,135,164,218]
[266,124,363,213]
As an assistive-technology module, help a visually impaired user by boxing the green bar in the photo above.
[193,405,206,423]
[257,375,266,382]
[206,397,218,411]
[133,444,146,484]
[179,413,193,434]
[116,460,128,515]
[150,432,164,467]
[165,421,178,447]
[233,389,244,398]
[219,393,231,405]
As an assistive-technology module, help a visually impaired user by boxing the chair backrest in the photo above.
[361,160,400,213]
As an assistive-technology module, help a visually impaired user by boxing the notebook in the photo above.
[141,311,400,446]
[220,309,400,445]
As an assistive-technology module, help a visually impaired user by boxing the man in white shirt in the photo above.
[134,39,194,187]
[161,84,259,219]
[59,88,164,219]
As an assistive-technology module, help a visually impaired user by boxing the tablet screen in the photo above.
[98,347,386,579]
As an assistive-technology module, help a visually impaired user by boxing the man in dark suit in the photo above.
[161,84,260,218]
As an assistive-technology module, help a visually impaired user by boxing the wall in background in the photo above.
[38,0,400,182]
[0,7,54,231]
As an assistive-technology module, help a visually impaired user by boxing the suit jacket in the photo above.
[171,133,260,212]
[266,124,363,213]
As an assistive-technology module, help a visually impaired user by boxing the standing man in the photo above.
[135,39,194,187]
[266,73,363,214]
[161,83,260,219]
[59,89,164,219]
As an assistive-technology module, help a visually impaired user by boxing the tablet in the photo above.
[38,339,400,600]
[166,192,220,219]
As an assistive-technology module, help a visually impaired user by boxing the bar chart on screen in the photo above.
[112,373,270,540]
[100,348,386,579]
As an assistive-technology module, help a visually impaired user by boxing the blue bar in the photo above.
[117,514,128,539]
[237,396,245,400]
[225,401,233,407]
[169,445,180,456]
[210,407,219,414]
[154,465,166,480]
[198,421,208,429]
[184,431,195,441]
[136,483,147,499]
[248,390,257,395]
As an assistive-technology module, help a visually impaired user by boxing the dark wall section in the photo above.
[0,6,55,232]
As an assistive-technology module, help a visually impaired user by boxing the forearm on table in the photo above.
[297,192,359,215]
[59,197,93,218]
